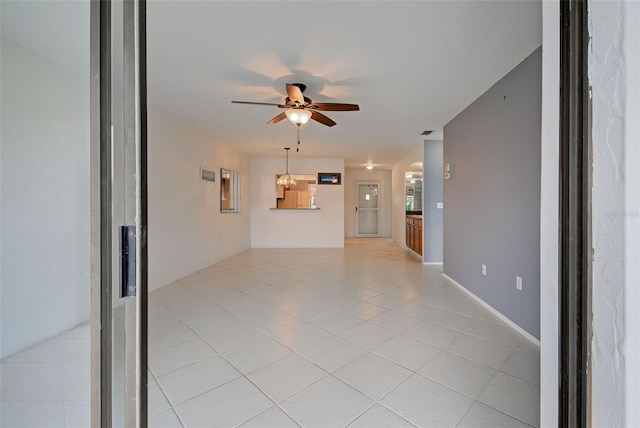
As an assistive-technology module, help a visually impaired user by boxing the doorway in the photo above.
[355,182,381,237]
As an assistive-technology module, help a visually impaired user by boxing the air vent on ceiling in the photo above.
[420,130,434,136]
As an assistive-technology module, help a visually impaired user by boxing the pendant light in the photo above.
[276,147,297,189]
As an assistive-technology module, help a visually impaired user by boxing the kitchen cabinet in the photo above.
[406,215,422,256]
[278,190,309,209]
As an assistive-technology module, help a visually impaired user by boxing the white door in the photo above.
[355,182,381,237]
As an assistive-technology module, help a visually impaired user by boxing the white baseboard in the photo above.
[423,262,443,266]
[442,273,541,348]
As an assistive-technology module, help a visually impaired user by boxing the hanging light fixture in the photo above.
[276,147,297,189]
[285,109,312,153]
[285,108,312,126]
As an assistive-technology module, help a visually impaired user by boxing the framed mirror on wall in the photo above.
[220,168,240,212]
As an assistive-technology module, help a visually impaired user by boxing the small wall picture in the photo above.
[318,172,341,185]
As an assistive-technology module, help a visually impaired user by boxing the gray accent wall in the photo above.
[423,140,444,262]
[443,47,541,338]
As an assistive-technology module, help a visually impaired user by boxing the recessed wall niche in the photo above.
[275,174,317,209]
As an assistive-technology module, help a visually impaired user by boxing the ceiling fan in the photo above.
[231,83,359,127]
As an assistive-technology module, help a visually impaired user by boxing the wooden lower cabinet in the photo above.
[277,190,309,209]
[406,216,423,255]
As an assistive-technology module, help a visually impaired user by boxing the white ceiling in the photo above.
[1,0,542,170]
[147,1,541,169]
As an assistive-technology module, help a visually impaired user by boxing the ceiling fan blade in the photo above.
[312,103,360,111]
[267,112,287,125]
[311,111,336,127]
[286,84,305,104]
[232,101,285,107]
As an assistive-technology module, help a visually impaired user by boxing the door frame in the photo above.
[85,0,592,425]
[90,0,148,425]
[89,1,111,424]
[558,0,590,425]
[355,181,382,237]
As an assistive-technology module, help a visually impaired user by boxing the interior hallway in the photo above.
[147,239,540,427]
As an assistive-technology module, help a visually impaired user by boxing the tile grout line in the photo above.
[149,241,538,427]
[147,369,186,428]
[153,294,309,426]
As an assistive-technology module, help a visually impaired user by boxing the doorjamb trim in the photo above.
[90,0,113,425]
[558,0,591,425]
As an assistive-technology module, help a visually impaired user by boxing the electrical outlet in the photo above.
[516,276,523,291]
[481,264,487,276]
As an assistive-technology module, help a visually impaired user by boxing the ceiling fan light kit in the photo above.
[285,109,312,126]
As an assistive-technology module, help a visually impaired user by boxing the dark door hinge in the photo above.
[120,225,136,297]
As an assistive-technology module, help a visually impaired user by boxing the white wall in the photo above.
[391,144,424,250]
[344,168,392,238]
[622,3,640,424]
[0,39,90,358]
[539,1,560,425]
[251,157,344,248]
[148,108,251,290]
[589,1,640,426]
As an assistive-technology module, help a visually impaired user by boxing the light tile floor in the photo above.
[0,239,540,427]
[148,239,540,427]
[0,324,91,427]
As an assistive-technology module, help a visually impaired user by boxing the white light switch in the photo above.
[436,202,444,209]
